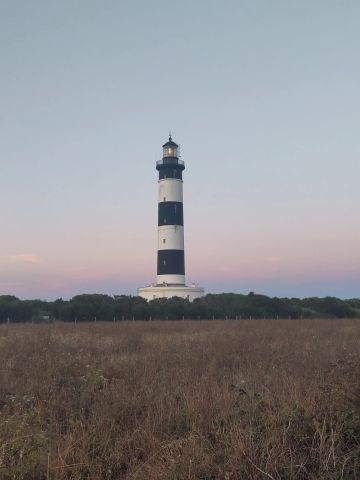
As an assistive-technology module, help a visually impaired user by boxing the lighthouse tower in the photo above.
[138,135,204,301]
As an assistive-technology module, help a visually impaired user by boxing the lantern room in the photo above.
[162,136,179,158]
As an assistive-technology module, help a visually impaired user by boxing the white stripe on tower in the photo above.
[158,178,183,203]
[158,225,184,251]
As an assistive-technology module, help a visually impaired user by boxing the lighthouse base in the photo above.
[138,284,204,302]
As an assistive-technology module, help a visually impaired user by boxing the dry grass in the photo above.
[0,319,359,479]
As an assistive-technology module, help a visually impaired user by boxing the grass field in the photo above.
[0,319,359,479]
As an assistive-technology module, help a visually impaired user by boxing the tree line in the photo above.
[0,293,359,322]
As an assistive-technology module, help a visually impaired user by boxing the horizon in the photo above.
[3,289,359,303]
[1,1,359,300]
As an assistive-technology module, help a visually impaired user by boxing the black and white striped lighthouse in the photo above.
[157,136,185,285]
[138,135,204,301]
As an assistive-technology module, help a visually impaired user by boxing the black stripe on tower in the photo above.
[157,250,185,275]
[158,167,183,180]
[158,202,183,226]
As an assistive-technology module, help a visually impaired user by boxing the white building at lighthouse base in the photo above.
[138,284,204,302]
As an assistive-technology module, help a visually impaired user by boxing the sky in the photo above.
[1,0,359,300]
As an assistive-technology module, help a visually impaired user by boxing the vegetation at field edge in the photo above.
[1,293,360,323]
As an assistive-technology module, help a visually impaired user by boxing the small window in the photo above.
[162,239,166,244]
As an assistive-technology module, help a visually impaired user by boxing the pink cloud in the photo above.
[8,253,41,264]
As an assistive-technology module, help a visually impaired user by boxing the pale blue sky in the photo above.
[1,1,359,299]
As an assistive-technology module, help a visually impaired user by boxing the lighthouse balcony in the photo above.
[156,158,184,167]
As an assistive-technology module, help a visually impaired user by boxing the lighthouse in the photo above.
[138,135,204,301]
